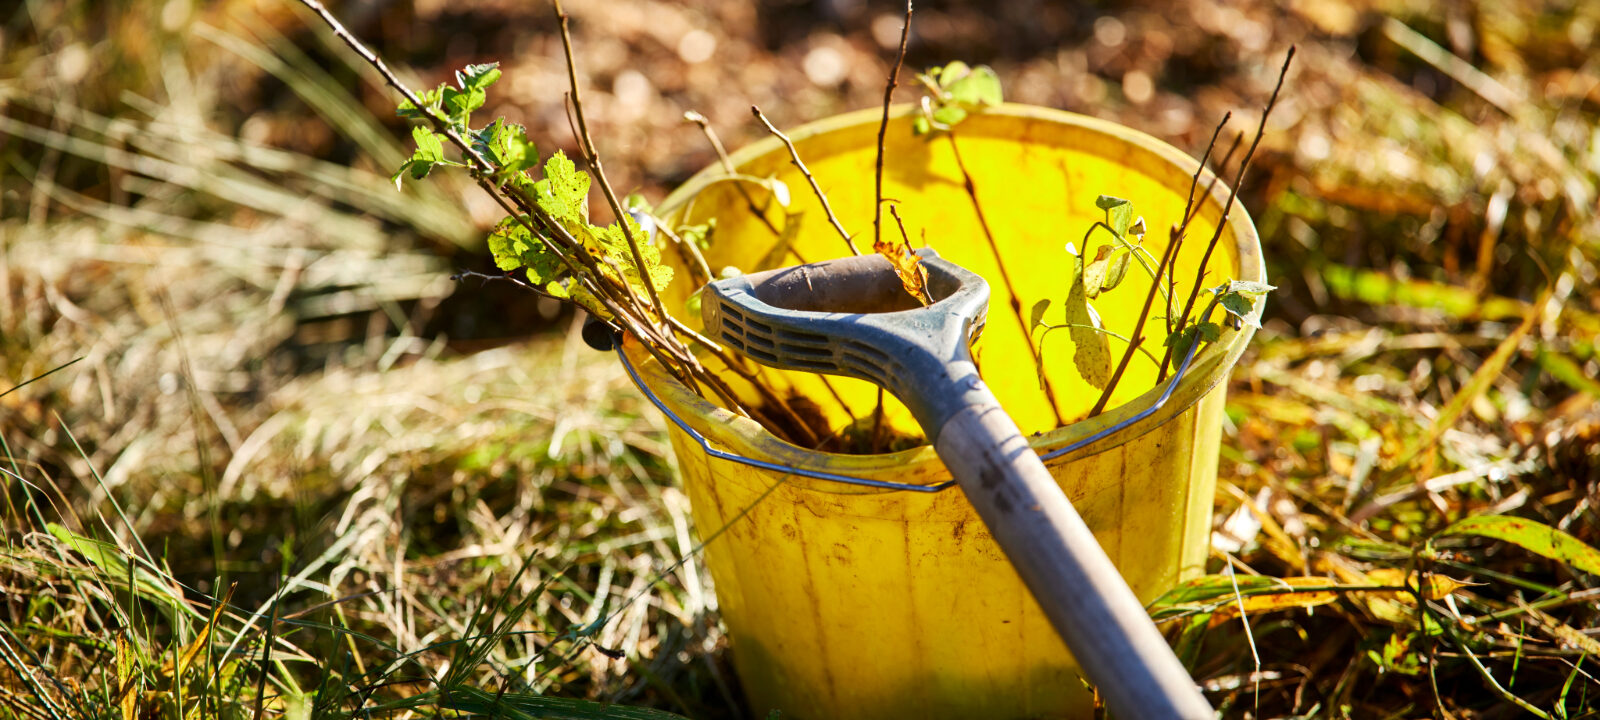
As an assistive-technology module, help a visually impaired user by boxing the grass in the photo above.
[4,0,1600,718]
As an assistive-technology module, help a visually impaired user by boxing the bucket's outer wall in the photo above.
[641,105,1263,719]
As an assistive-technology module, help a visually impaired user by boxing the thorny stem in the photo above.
[949,133,1067,426]
[1179,112,1232,229]
[1088,83,1236,418]
[1087,110,1229,409]
[650,219,714,286]
[684,117,861,440]
[752,106,860,255]
[1163,47,1295,379]
[297,1,629,337]
[552,1,674,339]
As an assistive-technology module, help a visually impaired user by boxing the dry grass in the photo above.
[3,0,1600,718]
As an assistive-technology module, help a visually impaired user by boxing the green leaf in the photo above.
[1081,245,1116,299]
[392,125,449,189]
[475,119,537,182]
[685,288,703,318]
[1102,250,1133,292]
[535,151,592,224]
[48,524,199,619]
[912,114,932,136]
[1229,280,1277,296]
[1148,573,1282,615]
[1066,254,1111,389]
[397,86,444,120]
[442,86,485,126]
[1218,291,1261,329]
[1165,322,1222,364]
[931,104,968,128]
[944,64,1002,107]
[412,125,445,163]
[679,218,715,251]
[1095,195,1130,211]
[457,62,502,91]
[486,215,565,282]
[932,61,968,88]
[1029,298,1051,332]
[1441,516,1600,576]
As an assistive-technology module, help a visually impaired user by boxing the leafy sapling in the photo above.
[389,62,673,322]
[1164,280,1275,366]
[912,61,1004,136]
[1031,193,1274,405]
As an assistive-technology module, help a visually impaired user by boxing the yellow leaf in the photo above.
[873,237,931,306]
[159,584,234,682]
[116,633,139,720]
[1207,576,1341,627]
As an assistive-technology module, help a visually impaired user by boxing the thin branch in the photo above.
[684,110,785,238]
[1089,233,1180,417]
[1168,128,1243,338]
[751,106,859,255]
[665,315,822,448]
[950,133,1067,426]
[874,1,912,249]
[1163,47,1295,377]
[1178,111,1231,230]
[296,0,699,395]
[552,0,673,333]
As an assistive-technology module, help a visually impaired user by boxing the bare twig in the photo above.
[665,315,822,448]
[863,3,914,453]
[949,133,1068,426]
[1178,112,1232,230]
[751,106,859,255]
[874,2,912,249]
[1162,47,1295,377]
[684,110,784,239]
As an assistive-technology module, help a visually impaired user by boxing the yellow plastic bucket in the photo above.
[631,105,1263,719]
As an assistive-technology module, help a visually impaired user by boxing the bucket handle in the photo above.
[610,327,1204,493]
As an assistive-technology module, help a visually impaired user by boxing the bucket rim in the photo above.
[630,103,1263,488]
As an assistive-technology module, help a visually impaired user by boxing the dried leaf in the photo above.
[1207,576,1342,627]
[1081,245,1116,299]
[874,237,931,305]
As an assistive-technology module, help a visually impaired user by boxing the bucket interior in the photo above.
[660,105,1258,445]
